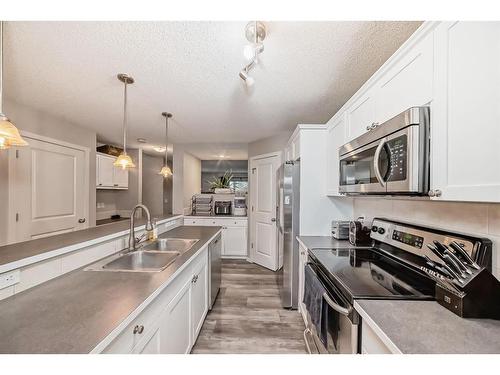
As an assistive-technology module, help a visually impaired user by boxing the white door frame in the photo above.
[7,131,90,244]
[248,151,282,267]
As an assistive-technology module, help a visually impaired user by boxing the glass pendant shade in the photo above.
[158,112,172,178]
[113,152,135,169]
[158,165,172,177]
[0,117,29,150]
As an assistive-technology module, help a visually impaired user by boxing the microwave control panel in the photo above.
[386,135,407,181]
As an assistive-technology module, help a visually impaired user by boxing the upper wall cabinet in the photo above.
[285,132,300,162]
[344,30,434,143]
[96,153,129,189]
[430,22,500,202]
[374,31,434,124]
[346,88,377,141]
[326,113,347,196]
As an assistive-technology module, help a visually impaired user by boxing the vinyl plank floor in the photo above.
[192,259,307,354]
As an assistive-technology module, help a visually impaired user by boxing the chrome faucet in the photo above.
[128,204,154,251]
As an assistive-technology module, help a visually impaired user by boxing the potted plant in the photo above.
[208,171,233,194]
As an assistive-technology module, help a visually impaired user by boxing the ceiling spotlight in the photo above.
[239,21,266,86]
[153,146,166,153]
[239,69,255,86]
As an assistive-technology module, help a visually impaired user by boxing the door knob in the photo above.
[78,218,86,223]
[271,218,276,222]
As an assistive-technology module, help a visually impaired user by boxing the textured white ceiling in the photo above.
[3,21,421,152]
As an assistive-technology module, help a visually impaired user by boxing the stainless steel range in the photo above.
[303,218,493,354]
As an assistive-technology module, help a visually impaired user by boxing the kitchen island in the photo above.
[0,225,221,354]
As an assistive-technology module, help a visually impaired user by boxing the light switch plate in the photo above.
[0,270,20,290]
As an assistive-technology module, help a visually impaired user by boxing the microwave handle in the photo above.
[373,137,387,188]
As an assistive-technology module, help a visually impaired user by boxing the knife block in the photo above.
[435,268,500,319]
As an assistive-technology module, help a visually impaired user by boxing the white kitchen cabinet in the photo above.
[360,320,393,354]
[431,21,500,203]
[374,31,434,124]
[184,217,248,258]
[285,132,300,162]
[297,242,308,325]
[101,246,211,354]
[191,258,208,341]
[133,323,162,354]
[326,113,347,196]
[223,226,248,257]
[346,88,377,141]
[96,153,129,189]
[161,277,192,354]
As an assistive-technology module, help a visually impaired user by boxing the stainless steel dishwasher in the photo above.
[208,233,222,309]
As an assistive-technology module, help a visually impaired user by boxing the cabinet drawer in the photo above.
[224,219,248,227]
[184,218,213,226]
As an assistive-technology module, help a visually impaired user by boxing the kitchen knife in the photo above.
[426,244,464,282]
[443,253,467,278]
[433,241,469,276]
[449,241,481,270]
[444,249,472,274]
[424,255,451,278]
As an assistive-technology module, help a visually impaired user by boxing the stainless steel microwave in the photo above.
[338,107,430,195]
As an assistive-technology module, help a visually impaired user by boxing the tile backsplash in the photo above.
[352,197,500,279]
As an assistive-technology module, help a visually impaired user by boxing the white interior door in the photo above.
[11,136,88,241]
[250,153,281,271]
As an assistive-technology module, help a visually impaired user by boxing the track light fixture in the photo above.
[239,21,266,86]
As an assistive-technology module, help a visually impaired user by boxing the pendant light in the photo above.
[0,21,28,150]
[158,112,172,177]
[114,73,136,169]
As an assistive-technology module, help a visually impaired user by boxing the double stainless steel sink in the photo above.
[86,238,199,273]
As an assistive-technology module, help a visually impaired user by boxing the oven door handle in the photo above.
[322,292,351,316]
[373,137,388,188]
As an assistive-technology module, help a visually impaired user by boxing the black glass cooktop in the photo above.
[309,247,435,301]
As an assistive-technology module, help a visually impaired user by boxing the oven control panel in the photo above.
[370,218,476,263]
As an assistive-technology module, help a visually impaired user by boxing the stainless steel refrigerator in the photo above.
[277,160,300,309]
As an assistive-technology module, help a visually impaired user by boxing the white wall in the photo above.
[142,153,165,217]
[183,152,201,215]
[248,132,292,157]
[0,152,9,245]
[352,197,500,279]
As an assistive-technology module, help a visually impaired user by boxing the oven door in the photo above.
[339,125,423,195]
[303,263,359,354]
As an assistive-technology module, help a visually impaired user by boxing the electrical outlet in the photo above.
[0,270,20,290]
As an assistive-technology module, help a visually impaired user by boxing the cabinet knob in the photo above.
[428,189,442,197]
[133,325,144,334]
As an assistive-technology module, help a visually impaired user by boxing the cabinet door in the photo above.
[375,31,434,124]
[223,226,248,257]
[160,278,192,354]
[297,244,308,325]
[432,22,500,202]
[191,259,208,342]
[97,154,114,187]
[133,325,161,354]
[326,114,347,196]
[346,89,377,141]
[113,166,129,189]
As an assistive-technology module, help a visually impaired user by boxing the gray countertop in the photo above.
[356,299,500,353]
[0,214,180,268]
[0,225,221,354]
[296,235,358,250]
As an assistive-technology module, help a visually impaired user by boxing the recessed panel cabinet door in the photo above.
[432,21,500,202]
[160,278,192,354]
[191,260,208,342]
[346,89,377,141]
[97,154,114,187]
[375,31,434,123]
[223,226,248,257]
